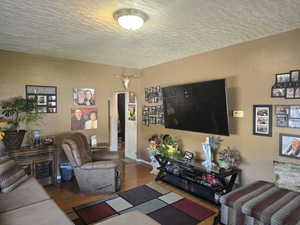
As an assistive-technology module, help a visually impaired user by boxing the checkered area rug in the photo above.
[73,183,215,225]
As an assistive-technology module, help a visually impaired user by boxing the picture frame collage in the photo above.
[271,70,300,99]
[25,85,57,113]
[275,105,300,129]
[143,105,164,126]
[145,86,162,103]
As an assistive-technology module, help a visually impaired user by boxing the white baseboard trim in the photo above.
[136,158,151,166]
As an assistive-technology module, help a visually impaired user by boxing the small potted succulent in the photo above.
[0,97,42,150]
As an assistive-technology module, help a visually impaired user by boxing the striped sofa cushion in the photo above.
[0,156,28,193]
[242,186,299,225]
[220,180,274,225]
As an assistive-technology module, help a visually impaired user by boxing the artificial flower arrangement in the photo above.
[0,120,8,141]
[217,147,241,169]
[148,134,182,159]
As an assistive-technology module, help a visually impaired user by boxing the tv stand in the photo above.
[155,155,240,204]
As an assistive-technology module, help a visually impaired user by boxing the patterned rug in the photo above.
[73,182,215,225]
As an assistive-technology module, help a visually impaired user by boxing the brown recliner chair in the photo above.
[61,132,124,194]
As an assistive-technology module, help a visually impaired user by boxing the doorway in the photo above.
[110,92,137,160]
[117,93,125,149]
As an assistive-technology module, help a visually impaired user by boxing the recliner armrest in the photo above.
[80,161,117,170]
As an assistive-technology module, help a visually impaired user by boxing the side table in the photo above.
[8,145,57,185]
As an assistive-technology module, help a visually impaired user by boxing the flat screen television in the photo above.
[162,79,230,136]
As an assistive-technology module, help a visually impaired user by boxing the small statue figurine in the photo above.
[201,136,222,170]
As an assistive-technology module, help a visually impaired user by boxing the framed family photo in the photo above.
[73,88,96,106]
[253,105,272,136]
[279,133,300,159]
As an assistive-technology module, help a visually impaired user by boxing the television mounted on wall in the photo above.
[162,79,230,136]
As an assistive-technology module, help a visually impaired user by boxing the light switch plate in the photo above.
[233,110,244,118]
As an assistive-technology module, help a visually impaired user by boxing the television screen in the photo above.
[162,79,230,136]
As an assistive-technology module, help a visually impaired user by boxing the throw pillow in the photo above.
[0,156,28,193]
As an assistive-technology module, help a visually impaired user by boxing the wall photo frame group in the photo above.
[25,85,57,113]
[253,105,272,137]
[271,70,300,99]
[275,105,300,128]
[143,105,164,126]
[145,86,162,103]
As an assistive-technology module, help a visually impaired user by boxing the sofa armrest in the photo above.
[80,161,117,170]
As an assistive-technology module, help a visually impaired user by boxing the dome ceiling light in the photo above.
[113,8,148,30]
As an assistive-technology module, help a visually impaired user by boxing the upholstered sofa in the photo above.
[0,176,74,225]
[0,176,160,225]
[220,181,300,225]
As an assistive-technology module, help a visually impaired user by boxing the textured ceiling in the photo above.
[0,0,300,69]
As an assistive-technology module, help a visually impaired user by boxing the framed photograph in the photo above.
[285,88,295,99]
[271,87,285,97]
[290,105,300,118]
[128,104,136,121]
[290,70,300,82]
[73,88,96,106]
[71,108,98,130]
[25,85,57,113]
[276,73,290,83]
[295,88,300,98]
[275,105,289,115]
[279,133,300,159]
[37,95,47,105]
[90,135,97,147]
[37,107,47,113]
[276,115,288,127]
[183,151,194,161]
[288,119,300,129]
[253,105,272,136]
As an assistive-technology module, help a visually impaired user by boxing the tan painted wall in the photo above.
[0,50,139,151]
[138,29,300,185]
[1,29,300,185]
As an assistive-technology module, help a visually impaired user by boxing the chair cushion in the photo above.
[0,199,73,225]
[92,150,121,161]
[95,211,160,225]
[0,177,50,213]
[81,161,117,170]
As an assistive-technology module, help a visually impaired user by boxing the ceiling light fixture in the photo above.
[113,8,148,30]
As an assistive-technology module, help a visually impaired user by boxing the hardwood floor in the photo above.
[45,162,219,225]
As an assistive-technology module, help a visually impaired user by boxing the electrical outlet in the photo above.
[233,110,244,118]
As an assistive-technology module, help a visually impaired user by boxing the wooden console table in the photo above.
[8,145,57,186]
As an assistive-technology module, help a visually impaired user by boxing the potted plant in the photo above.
[0,97,42,150]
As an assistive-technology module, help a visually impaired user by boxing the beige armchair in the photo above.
[61,132,123,194]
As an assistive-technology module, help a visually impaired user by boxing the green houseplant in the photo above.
[0,97,42,150]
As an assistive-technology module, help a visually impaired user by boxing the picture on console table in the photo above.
[71,108,97,130]
[279,133,300,159]
[253,105,272,137]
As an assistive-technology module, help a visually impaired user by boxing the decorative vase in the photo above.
[3,130,26,150]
